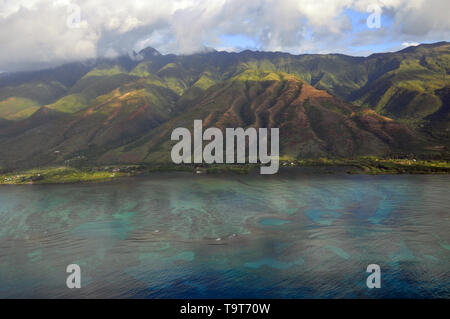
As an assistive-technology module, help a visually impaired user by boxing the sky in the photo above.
[0,0,449,72]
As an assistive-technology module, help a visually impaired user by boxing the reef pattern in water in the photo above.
[0,172,449,298]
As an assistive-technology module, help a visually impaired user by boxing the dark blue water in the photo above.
[0,172,449,298]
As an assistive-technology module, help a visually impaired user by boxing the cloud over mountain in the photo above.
[0,0,449,71]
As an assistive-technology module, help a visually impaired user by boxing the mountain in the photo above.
[0,42,448,169]
[98,78,422,164]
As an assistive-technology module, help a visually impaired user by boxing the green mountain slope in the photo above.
[0,42,448,169]
[350,42,449,129]
[100,78,424,164]
[0,81,178,168]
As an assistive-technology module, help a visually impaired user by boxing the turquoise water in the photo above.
[259,218,290,226]
[0,171,449,298]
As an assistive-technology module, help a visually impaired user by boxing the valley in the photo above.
[0,42,448,174]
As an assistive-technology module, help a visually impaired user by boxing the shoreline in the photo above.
[1,158,449,185]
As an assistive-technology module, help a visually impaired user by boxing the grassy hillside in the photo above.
[0,97,40,120]
[0,42,448,169]
[350,43,449,131]
[98,77,427,165]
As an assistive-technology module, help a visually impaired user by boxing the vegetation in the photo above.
[1,158,449,185]
[0,167,127,184]
[0,42,448,171]
[0,97,40,120]
[289,157,450,174]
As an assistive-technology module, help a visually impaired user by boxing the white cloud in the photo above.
[402,42,420,47]
[0,0,448,71]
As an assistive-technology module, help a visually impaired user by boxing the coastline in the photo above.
[1,158,449,185]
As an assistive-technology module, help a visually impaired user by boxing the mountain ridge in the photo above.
[0,42,448,169]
